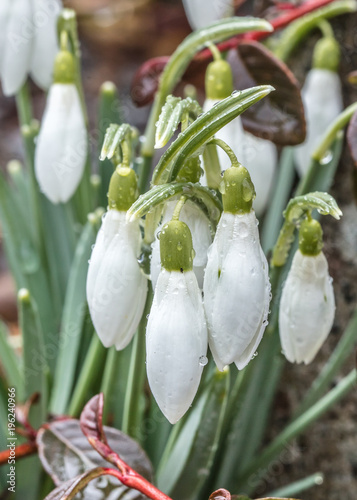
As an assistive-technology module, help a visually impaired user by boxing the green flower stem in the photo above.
[172,196,187,220]
[141,17,273,158]
[122,288,153,442]
[268,472,324,498]
[318,19,335,38]
[202,143,222,190]
[294,307,357,418]
[68,334,107,417]
[15,82,33,126]
[261,147,296,253]
[274,0,357,61]
[207,138,240,167]
[312,102,357,161]
[238,369,356,487]
[100,347,121,424]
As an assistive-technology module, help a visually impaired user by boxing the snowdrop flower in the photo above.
[203,164,271,370]
[202,56,277,216]
[35,49,87,204]
[294,37,343,176]
[87,166,148,350]
[182,0,233,31]
[279,218,335,364]
[151,199,212,289]
[0,0,61,96]
[147,212,208,424]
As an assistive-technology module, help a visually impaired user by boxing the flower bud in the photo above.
[279,221,335,364]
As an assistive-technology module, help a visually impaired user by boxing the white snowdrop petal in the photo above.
[86,210,124,308]
[0,1,11,78]
[30,0,61,89]
[206,212,269,365]
[242,132,277,217]
[182,0,233,30]
[1,0,33,96]
[279,250,335,364]
[89,218,147,349]
[35,84,87,203]
[294,69,343,176]
[146,270,207,424]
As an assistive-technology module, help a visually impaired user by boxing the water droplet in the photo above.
[319,150,333,165]
[237,222,248,238]
[177,242,183,251]
[199,355,208,366]
[157,231,162,240]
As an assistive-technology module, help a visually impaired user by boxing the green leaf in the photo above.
[152,85,274,184]
[128,182,222,228]
[157,368,229,498]
[19,289,49,428]
[50,214,100,415]
[155,96,202,148]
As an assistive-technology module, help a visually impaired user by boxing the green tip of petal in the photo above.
[108,166,139,211]
[221,164,256,215]
[205,60,234,100]
[159,220,194,273]
[18,288,30,303]
[313,37,340,72]
[53,50,76,84]
[299,218,323,256]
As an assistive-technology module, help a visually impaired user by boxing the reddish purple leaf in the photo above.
[131,56,169,107]
[209,489,232,500]
[347,109,357,166]
[233,40,306,145]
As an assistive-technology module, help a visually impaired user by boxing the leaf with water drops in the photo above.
[155,96,202,149]
[152,85,274,185]
[100,123,136,162]
[272,191,342,267]
[127,182,222,227]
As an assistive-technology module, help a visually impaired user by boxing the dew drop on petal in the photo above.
[199,355,208,366]
[319,150,333,165]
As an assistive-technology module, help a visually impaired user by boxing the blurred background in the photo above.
[1,1,357,499]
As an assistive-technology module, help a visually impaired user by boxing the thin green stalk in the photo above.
[238,369,356,489]
[15,82,33,126]
[138,154,154,194]
[312,102,357,161]
[122,288,153,441]
[268,472,324,498]
[294,307,357,417]
[67,334,107,417]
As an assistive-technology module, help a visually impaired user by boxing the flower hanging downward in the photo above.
[146,201,208,424]
[279,218,335,364]
[203,163,271,370]
[35,49,87,204]
[294,36,343,176]
[87,166,148,350]
[0,0,61,96]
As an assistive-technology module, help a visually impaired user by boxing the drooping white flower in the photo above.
[87,167,147,350]
[150,199,212,289]
[146,218,208,424]
[203,165,271,370]
[0,0,61,96]
[202,60,277,216]
[279,218,335,364]
[182,0,233,31]
[87,210,148,350]
[35,50,87,204]
[294,37,343,176]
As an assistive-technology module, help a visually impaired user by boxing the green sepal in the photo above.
[53,50,75,84]
[176,156,202,183]
[299,217,323,256]
[160,220,194,272]
[221,165,255,215]
[313,37,340,72]
[205,59,234,100]
[108,166,139,211]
